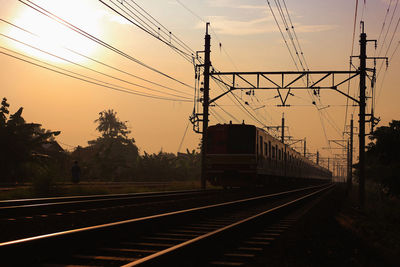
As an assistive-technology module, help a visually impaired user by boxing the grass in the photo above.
[0,180,208,200]
[337,181,400,263]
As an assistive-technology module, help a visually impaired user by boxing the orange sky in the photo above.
[1,0,399,169]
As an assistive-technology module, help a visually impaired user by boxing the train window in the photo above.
[278,149,281,160]
[269,141,272,157]
[264,142,268,157]
[272,146,276,158]
[228,125,256,154]
[207,127,227,153]
[207,125,256,154]
[259,136,263,155]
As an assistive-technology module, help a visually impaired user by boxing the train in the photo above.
[205,122,332,187]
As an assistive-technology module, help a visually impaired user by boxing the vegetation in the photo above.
[0,98,199,197]
[72,109,200,182]
[72,109,140,181]
[339,120,400,263]
[365,120,400,197]
[0,98,62,185]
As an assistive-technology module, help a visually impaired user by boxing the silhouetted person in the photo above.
[71,161,81,184]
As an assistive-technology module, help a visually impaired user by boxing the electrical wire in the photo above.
[0,32,191,100]
[378,0,399,56]
[18,0,194,89]
[0,18,190,96]
[344,0,359,134]
[0,49,191,102]
[101,0,194,64]
[177,118,190,153]
[174,0,271,128]
[214,103,240,123]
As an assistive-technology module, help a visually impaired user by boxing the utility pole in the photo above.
[199,22,384,204]
[359,22,366,207]
[304,138,306,158]
[281,113,285,143]
[316,151,319,165]
[347,117,353,194]
[200,23,211,190]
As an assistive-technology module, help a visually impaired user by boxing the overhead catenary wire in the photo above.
[176,0,272,126]
[0,33,191,100]
[0,18,191,97]
[18,0,194,89]
[344,0,360,133]
[209,109,226,124]
[100,0,194,64]
[0,50,191,102]
[267,0,338,153]
[377,0,399,56]
[274,0,305,70]
[376,0,393,48]
[129,0,196,55]
[214,103,240,123]
[376,41,400,105]
[177,118,190,153]
[174,0,273,128]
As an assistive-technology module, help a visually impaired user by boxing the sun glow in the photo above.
[4,0,104,64]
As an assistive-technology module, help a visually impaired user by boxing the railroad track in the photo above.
[0,183,334,266]
[0,189,215,219]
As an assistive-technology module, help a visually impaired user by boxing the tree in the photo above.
[95,109,131,139]
[366,120,400,197]
[0,98,60,183]
[73,109,139,181]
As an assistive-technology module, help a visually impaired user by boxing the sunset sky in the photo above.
[1,0,399,168]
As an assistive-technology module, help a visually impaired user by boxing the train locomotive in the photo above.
[206,123,332,187]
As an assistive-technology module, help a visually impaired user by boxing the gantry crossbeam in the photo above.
[210,70,360,106]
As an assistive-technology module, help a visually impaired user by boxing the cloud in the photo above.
[198,15,336,36]
[199,16,274,36]
[295,24,337,33]
[236,4,267,10]
[94,9,131,25]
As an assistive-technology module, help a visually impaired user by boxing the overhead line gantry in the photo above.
[195,22,387,209]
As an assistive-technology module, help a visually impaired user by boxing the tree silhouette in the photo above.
[0,98,60,183]
[95,109,131,140]
[366,120,400,196]
[74,109,139,181]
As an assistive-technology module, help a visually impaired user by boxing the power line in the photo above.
[267,0,340,146]
[173,1,268,127]
[18,0,194,89]
[378,0,399,56]
[100,0,194,64]
[274,0,305,70]
[344,0,360,134]
[0,32,191,100]
[377,0,393,47]
[266,0,299,70]
[209,109,225,124]
[0,18,191,97]
[0,49,191,102]
[130,0,196,55]
[214,103,240,123]
[376,41,400,105]
[211,77,269,128]
[177,118,190,153]
[0,19,191,97]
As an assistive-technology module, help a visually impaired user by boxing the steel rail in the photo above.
[0,189,215,219]
[0,184,331,265]
[0,188,204,207]
[126,183,335,266]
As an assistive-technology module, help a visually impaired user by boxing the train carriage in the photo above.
[206,123,332,187]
